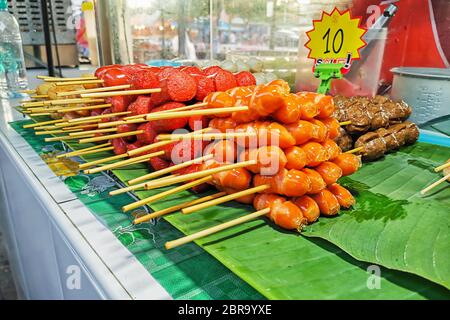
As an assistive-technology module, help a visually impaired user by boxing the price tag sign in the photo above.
[305,8,366,74]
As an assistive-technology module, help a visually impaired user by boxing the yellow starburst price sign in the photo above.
[305,8,366,72]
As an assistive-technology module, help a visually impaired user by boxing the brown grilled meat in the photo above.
[355,121,419,161]
[334,127,353,152]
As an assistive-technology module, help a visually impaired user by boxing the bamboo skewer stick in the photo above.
[420,173,450,195]
[144,160,257,190]
[123,102,208,120]
[128,154,214,185]
[44,76,98,82]
[144,106,248,121]
[339,121,352,126]
[61,124,99,130]
[56,142,111,158]
[56,103,112,113]
[79,153,129,169]
[68,111,131,123]
[55,121,100,128]
[57,84,131,97]
[30,94,49,99]
[23,119,64,128]
[81,88,161,98]
[84,151,164,174]
[345,147,364,154]
[97,118,147,128]
[19,89,36,94]
[127,128,211,157]
[122,176,213,212]
[182,185,270,214]
[45,134,95,142]
[157,132,256,141]
[109,174,180,196]
[30,113,53,116]
[55,79,104,86]
[133,192,227,224]
[69,127,117,137]
[435,161,450,173]
[48,98,105,106]
[165,208,271,250]
[63,146,115,158]
[35,128,83,135]
[78,130,144,144]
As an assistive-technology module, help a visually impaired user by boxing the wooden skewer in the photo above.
[56,142,111,158]
[97,118,147,128]
[61,124,99,130]
[339,121,352,126]
[165,208,271,250]
[63,146,115,158]
[345,147,364,154]
[22,101,46,107]
[122,176,213,212]
[123,102,208,120]
[45,134,95,142]
[109,174,180,196]
[128,154,214,185]
[37,75,56,79]
[420,173,450,195]
[68,111,131,123]
[55,121,100,128]
[84,151,164,174]
[35,128,83,135]
[144,160,257,190]
[48,98,105,106]
[57,84,131,97]
[44,76,98,82]
[133,192,227,224]
[78,153,129,169]
[435,161,450,173]
[55,79,104,86]
[157,132,256,141]
[144,106,248,121]
[23,119,64,128]
[182,185,269,214]
[78,129,143,144]
[127,128,212,157]
[69,127,117,137]
[56,103,112,113]
[30,113,53,116]
[81,88,161,98]
[30,94,49,99]
[19,89,36,94]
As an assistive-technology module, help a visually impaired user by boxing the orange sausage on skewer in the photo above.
[302,168,327,194]
[322,139,342,161]
[301,141,329,167]
[328,184,355,208]
[254,194,307,231]
[310,189,341,216]
[285,146,307,170]
[332,153,361,176]
[254,168,312,197]
[310,119,329,143]
[285,120,318,145]
[321,118,341,140]
[315,161,343,185]
[292,195,320,224]
[239,146,287,175]
[295,92,320,120]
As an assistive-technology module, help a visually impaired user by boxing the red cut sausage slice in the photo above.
[117,123,138,142]
[167,70,197,102]
[234,71,256,86]
[131,69,159,90]
[102,68,132,87]
[193,74,215,101]
[214,69,238,92]
[127,96,153,116]
[203,66,222,77]
[151,102,188,133]
[149,156,172,171]
[111,138,127,155]
[136,122,157,144]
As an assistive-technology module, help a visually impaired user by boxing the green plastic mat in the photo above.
[10,120,450,299]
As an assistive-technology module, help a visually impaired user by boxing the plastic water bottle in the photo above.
[0,0,28,99]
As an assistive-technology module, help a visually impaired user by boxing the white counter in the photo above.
[0,70,171,300]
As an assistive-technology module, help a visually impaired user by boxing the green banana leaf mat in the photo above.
[10,119,450,299]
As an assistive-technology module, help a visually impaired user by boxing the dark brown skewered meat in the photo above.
[334,127,353,152]
[332,95,412,134]
[354,121,419,161]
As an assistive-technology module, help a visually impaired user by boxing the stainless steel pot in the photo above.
[391,67,450,125]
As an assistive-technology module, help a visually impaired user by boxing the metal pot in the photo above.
[391,67,450,125]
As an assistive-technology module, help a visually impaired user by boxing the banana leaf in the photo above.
[18,118,448,299]
[303,143,450,289]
